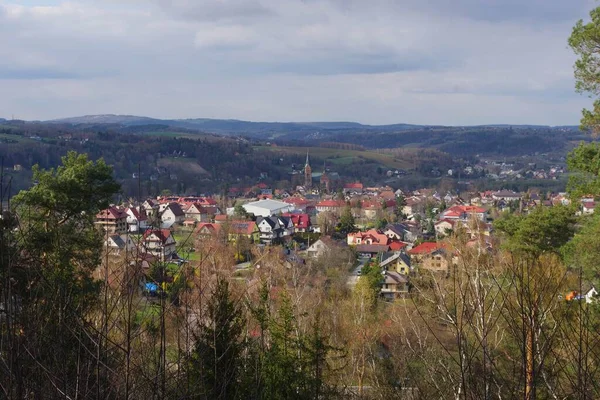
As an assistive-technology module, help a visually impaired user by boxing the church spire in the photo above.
[305,149,310,167]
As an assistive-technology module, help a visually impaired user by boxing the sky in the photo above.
[0,0,596,125]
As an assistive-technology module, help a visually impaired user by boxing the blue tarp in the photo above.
[145,282,159,293]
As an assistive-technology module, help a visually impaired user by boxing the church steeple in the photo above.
[304,149,312,189]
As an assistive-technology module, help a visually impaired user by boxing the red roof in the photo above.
[284,197,311,206]
[435,218,456,226]
[344,182,363,189]
[229,221,258,235]
[389,241,408,251]
[143,229,172,244]
[316,200,346,208]
[126,207,147,221]
[195,223,221,235]
[348,229,390,245]
[408,242,444,255]
[282,213,311,229]
[96,207,126,220]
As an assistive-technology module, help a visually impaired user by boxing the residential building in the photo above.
[381,271,409,300]
[125,207,148,233]
[347,229,389,246]
[282,213,312,232]
[96,207,128,235]
[160,202,185,228]
[381,252,412,275]
[142,229,177,261]
[256,216,295,244]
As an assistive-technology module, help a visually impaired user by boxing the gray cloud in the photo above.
[0,0,594,125]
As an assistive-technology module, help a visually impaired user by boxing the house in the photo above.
[356,244,390,258]
[195,222,221,237]
[184,202,220,222]
[360,199,396,220]
[343,182,364,194]
[384,223,419,243]
[104,234,136,256]
[142,199,159,217]
[381,252,412,275]
[226,221,260,243]
[440,205,487,221]
[282,213,312,232]
[402,197,423,216]
[347,229,390,246]
[582,200,595,215]
[283,197,315,214]
[408,242,450,274]
[492,190,522,202]
[125,207,148,233]
[435,219,456,236]
[142,229,177,261]
[160,202,185,228]
[256,216,295,244]
[95,207,128,235]
[584,286,598,303]
[242,199,296,217]
[315,200,346,214]
[381,271,409,300]
[307,238,334,258]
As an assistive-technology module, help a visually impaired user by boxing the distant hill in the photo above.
[43,114,586,156]
[49,114,578,136]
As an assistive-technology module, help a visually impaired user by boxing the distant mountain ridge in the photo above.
[48,114,577,134]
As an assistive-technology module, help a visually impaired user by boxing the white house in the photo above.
[256,216,295,244]
[125,207,149,232]
[104,234,136,256]
[160,203,185,228]
[142,229,177,261]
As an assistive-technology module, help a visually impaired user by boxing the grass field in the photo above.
[254,145,413,170]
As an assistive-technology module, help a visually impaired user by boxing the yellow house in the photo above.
[381,252,412,274]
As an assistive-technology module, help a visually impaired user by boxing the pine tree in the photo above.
[191,278,245,400]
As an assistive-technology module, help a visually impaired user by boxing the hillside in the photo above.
[42,114,586,158]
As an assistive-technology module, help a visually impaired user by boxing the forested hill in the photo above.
[39,114,586,156]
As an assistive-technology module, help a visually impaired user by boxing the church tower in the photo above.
[304,150,312,189]
[320,160,330,192]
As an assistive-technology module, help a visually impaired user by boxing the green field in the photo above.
[254,146,413,170]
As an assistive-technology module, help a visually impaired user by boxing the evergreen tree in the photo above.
[339,205,357,235]
[191,278,245,400]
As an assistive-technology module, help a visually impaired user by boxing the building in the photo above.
[282,213,312,232]
[315,200,346,214]
[256,216,295,244]
[304,151,312,189]
[343,182,364,194]
[408,242,451,274]
[242,199,296,217]
[142,229,177,261]
[160,202,185,228]
[125,207,149,233]
[307,238,334,258]
[347,229,389,246]
[95,207,128,235]
[226,221,260,243]
[381,271,409,300]
[381,252,411,275]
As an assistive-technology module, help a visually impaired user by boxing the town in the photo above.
[94,152,591,303]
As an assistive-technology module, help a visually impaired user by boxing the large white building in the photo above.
[242,199,295,217]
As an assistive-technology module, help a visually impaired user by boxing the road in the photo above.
[347,258,368,286]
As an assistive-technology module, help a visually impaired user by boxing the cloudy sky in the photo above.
[0,0,596,125]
